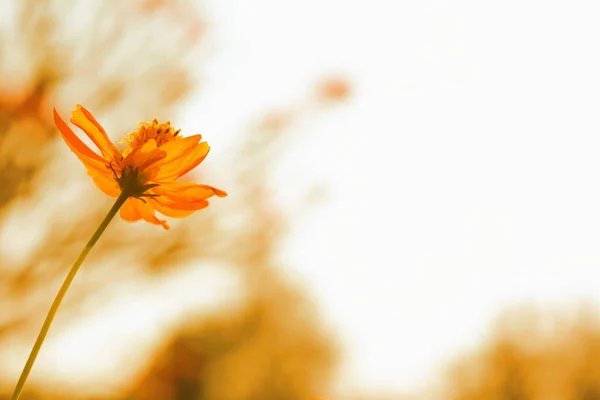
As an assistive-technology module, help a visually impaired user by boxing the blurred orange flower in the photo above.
[54,105,226,229]
[316,77,351,102]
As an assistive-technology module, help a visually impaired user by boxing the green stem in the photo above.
[10,191,130,400]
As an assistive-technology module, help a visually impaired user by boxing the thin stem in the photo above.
[10,191,130,400]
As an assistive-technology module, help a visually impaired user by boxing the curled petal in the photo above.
[70,105,121,161]
[153,182,227,203]
[153,141,210,181]
[145,135,202,179]
[147,182,226,217]
[54,108,107,165]
[175,141,210,178]
[55,108,118,194]
[120,197,169,229]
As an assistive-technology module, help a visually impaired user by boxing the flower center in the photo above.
[112,164,159,198]
[124,118,181,153]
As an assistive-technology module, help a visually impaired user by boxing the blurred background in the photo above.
[2,0,600,399]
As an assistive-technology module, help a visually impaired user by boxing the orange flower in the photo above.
[54,105,226,229]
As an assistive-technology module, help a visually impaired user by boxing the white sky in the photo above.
[186,0,600,397]
[5,0,600,398]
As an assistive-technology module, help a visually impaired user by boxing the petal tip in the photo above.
[214,188,228,197]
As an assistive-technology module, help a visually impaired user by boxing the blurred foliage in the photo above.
[0,0,345,399]
[445,305,600,400]
[0,0,205,346]
[127,280,336,400]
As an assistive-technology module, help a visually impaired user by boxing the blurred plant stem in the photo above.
[10,190,130,400]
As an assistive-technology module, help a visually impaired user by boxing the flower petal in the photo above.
[175,141,210,178]
[70,105,121,161]
[153,141,210,181]
[120,197,169,229]
[90,170,121,197]
[148,198,197,218]
[147,182,226,217]
[54,108,108,165]
[55,108,118,195]
[153,182,227,202]
[145,135,201,179]
[120,198,143,221]
[122,139,167,171]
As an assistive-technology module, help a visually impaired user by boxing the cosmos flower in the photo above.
[54,105,226,229]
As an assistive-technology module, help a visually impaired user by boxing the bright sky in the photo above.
[5,0,600,399]
[187,0,600,397]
